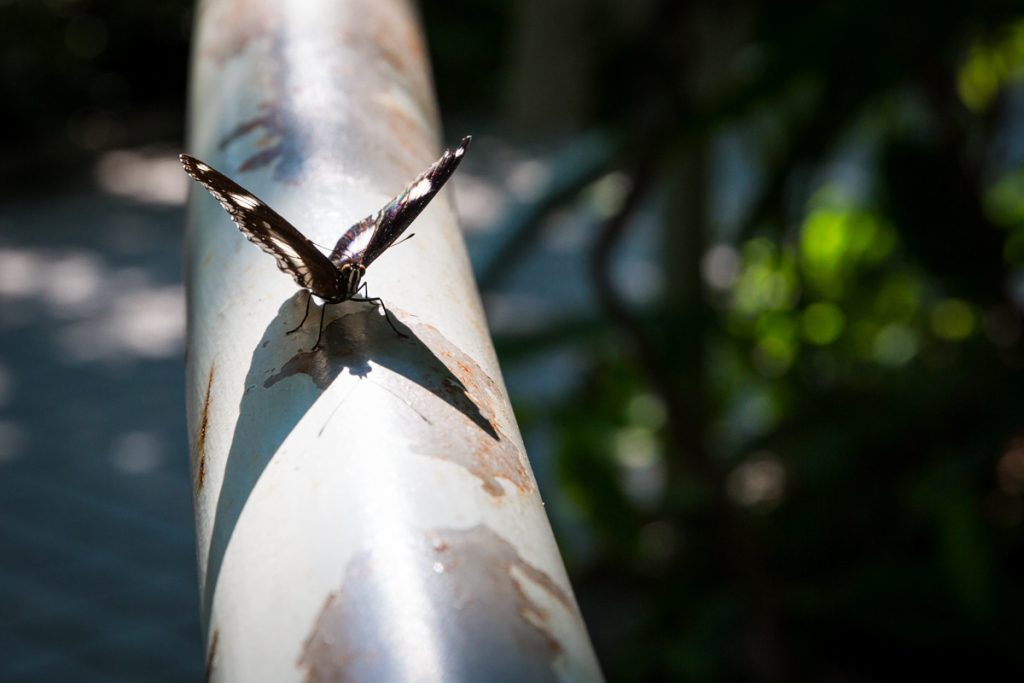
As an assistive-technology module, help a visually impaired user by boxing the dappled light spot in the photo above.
[702,243,741,291]
[1,244,184,361]
[484,291,557,334]
[583,171,631,218]
[957,20,1024,112]
[931,299,975,341]
[756,311,797,344]
[733,238,799,314]
[508,158,552,199]
[613,426,659,466]
[95,149,189,205]
[626,392,666,431]
[110,431,164,474]
[873,323,918,366]
[613,426,664,507]
[799,201,895,297]
[985,168,1024,228]
[452,172,504,233]
[57,284,185,362]
[727,452,785,511]
[802,302,845,345]
[752,335,795,377]
[540,209,591,252]
[997,439,1024,496]
[0,248,43,298]
[617,258,662,305]
[727,390,779,440]
[753,312,798,376]
[41,253,104,314]
[801,208,848,271]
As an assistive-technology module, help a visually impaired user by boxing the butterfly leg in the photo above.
[352,294,408,339]
[312,302,328,350]
[287,291,313,334]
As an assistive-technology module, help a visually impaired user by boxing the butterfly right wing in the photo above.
[180,154,342,300]
[329,136,471,269]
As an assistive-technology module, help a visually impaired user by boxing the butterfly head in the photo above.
[338,262,366,300]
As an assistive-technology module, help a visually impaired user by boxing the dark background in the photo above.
[2,0,1024,680]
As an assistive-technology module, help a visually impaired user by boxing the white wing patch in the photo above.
[179,153,340,298]
[231,193,261,209]
[338,224,375,261]
[408,178,432,201]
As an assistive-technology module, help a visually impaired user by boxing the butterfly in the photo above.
[180,136,471,349]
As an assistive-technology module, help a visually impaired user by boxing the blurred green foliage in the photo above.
[459,1,1024,680]
[5,0,1024,679]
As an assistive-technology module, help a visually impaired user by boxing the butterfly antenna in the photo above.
[392,233,416,248]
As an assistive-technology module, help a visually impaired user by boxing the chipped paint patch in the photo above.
[264,307,532,497]
[299,592,356,682]
[194,362,216,494]
[299,526,572,682]
[218,109,308,183]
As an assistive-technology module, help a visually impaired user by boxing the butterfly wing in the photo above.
[180,154,343,300]
[329,136,471,269]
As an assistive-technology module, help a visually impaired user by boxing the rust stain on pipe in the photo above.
[264,308,534,497]
[412,323,532,497]
[198,0,273,65]
[198,0,438,186]
[194,362,216,494]
[204,628,220,683]
[299,526,574,682]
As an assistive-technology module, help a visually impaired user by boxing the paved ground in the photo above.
[0,170,202,681]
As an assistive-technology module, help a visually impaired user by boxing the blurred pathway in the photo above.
[0,153,201,681]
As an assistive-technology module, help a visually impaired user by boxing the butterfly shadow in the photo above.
[201,292,500,632]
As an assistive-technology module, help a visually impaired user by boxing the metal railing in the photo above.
[183,1,604,680]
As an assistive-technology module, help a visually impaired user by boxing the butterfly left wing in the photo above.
[180,154,344,300]
[329,136,471,269]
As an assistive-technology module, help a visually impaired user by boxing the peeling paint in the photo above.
[198,0,274,65]
[218,105,308,183]
[299,526,572,682]
[194,362,216,494]
[263,307,533,497]
[204,629,220,683]
[198,0,439,188]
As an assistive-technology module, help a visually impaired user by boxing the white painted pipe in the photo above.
[183,0,604,680]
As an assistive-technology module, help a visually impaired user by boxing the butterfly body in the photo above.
[180,136,470,345]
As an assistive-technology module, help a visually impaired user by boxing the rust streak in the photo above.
[194,362,215,493]
[204,629,220,683]
[264,308,535,498]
